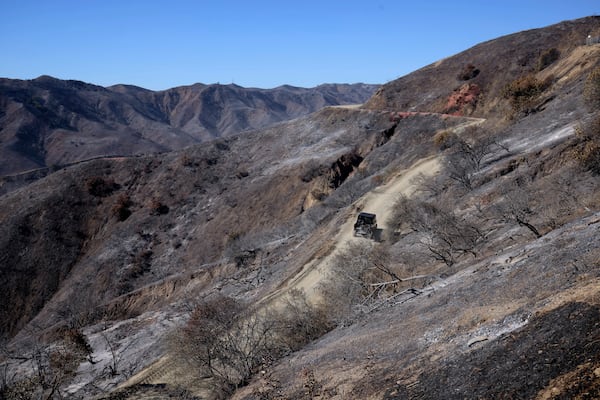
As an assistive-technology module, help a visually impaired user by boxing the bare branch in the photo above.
[369,275,430,287]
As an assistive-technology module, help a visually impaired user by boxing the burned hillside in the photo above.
[1,16,599,400]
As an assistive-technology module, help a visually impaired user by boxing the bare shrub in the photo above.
[574,114,600,175]
[170,293,331,397]
[411,173,450,200]
[250,370,284,400]
[100,333,123,378]
[170,296,255,396]
[85,176,119,197]
[433,130,458,150]
[446,150,476,191]
[492,178,542,238]
[445,134,499,190]
[274,289,332,352]
[53,288,101,330]
[458,64,480,81]
[148,198,169,215]
[318,242,376,323]
[318,242,414,322]
[111,194,132,221]
[536,48,560,71]
[0,330,91,400]
[502,74,552,114]
[390,196,483,266]
[536,167,595,229]
[583,67,600,111]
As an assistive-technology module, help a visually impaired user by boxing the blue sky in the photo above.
[1,1,598,90]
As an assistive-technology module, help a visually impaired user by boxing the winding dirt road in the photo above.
[269,156,442,305]
[263,116,485,305]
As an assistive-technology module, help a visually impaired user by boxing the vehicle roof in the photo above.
[358,212,376,219]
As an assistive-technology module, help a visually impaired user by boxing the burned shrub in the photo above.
[433,130,459,150]
[276,289,333,351]
[214,140,230,151]
[85,176,119,197]
[575,115,600,175]
[583,67,600,111]
[148,198,169,215]
[236,169,249,179]
[578,141,600,175]
[458,64,480,81]
[536,48,560,71]
[391,196,483,266]
[63,328,93,358]
[502,74,553,114]
[111,194,133,221]
[170,293,331,397]
[130,250,153,278]
[492,180,542,238]
[179,153,199,168]
[444,135,498,190]
[0,330,93,399]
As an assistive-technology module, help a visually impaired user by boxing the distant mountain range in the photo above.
[0,76,378,176]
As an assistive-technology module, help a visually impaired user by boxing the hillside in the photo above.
[1,16,599,400]
[0,77,377,177]
[365,16,600,119]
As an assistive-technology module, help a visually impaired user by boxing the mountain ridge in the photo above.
[365,16,600,117]
[0,76,378,176]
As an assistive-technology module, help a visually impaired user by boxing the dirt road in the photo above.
[269,156,441,304]
[266,116,485,305]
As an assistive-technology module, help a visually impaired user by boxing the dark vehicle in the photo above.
[353,212,377,239]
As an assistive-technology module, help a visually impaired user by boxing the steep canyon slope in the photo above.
[0,16,599,400]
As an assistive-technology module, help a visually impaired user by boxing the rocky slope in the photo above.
[365,16,599,119]
[0,77,377,176]
[0,16,599,400]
